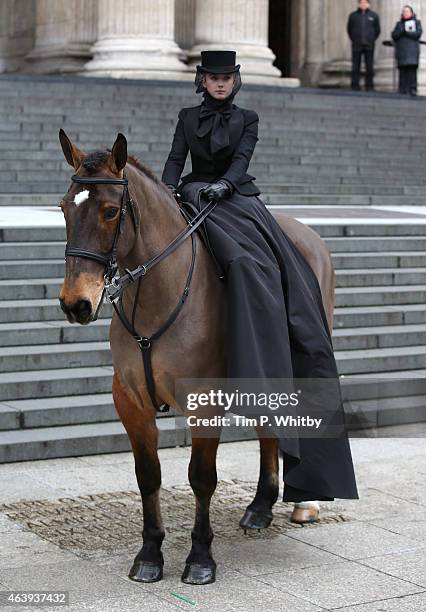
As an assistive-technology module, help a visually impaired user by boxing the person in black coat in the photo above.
[161,50,358,507]
[392,5,423,96]
[347,0,381,91]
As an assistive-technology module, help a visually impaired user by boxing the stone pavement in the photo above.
[0,425,425,611]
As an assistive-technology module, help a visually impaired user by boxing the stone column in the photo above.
[0,0,35,73]
[407,0,426,94]
[375,0,404,91]
[175,0,196,54]
[25,0,96,74]
[318,0,353,88]
[303,0,326,86]
[187,0,299,87]
[84,0,189,79]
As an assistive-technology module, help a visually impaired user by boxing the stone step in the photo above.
[0,341,111,373]
[0,418,183,463]
[0,278,64,300]
[5,254,426,287]
[332,323,426,351]
[0,227,65,242]
[1,387,425,438]
[0,366,113,402]
[334,285,426,307]
[0,393,114,430]
[332,252,426,269]
[340,368,426,402]
[2,336,425,376]
[326,236,426,252]
[0,194,60,206]
[343,393,426,429]
[335,268,426,288]
[0,242,65,260]
[0,392,178,431]
[263,184,407,196]
[0,283,423,326]
[1,219,426,244]
[0,318,109,347]
[0,259,64,279]
[264,194,426,206]
[3,258,426,284]
[336,345,426,375]
[333,303,426,328]
[5,241,426,266]
[0,298,111,323]
[311,224,426,238]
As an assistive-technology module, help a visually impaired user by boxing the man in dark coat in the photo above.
[347,0,381,91]
[392,5,423,95]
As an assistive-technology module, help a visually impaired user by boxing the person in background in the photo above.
[392,5,422,96]
[347,0,381,91]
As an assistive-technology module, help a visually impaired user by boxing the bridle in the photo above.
[64,172,219,413]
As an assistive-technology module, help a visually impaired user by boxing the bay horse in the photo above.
[58,130,335,585]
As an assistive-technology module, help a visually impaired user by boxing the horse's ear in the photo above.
[59,129,86,170]
[110,133,127,173]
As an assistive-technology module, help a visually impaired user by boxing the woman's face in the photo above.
[402,6,413,19]
[202,72,235,99]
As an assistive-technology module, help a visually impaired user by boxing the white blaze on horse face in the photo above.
[74,189,90,207]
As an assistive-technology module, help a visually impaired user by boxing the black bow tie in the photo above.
[196,105,233,155]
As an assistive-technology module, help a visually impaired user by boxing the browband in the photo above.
[71,175,128,186]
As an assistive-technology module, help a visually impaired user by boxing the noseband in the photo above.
[64,173,219,413]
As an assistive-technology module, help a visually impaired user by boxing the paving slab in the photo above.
[368,514,426,544]
[333,591,426,611]
[257,561,423,609]
[285,521,423,561]
[0,558,144,606]
[97,551,324,612]
[358,548,426,589]
[0,530,75,570]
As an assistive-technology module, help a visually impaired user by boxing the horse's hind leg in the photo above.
[239,428,279,531]
[112,374,165,583]
[182,433,221,585]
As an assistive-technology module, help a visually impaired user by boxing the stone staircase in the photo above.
[0,74,425,462]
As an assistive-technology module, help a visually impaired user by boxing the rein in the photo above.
[64,172,219,413]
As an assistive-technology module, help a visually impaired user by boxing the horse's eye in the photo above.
[104,207,119,220]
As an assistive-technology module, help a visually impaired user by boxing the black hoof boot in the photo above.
[239,507,273,531]
[128,552,164,583]
[181,562,216,585]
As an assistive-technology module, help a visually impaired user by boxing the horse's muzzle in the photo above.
[59,297,94,324]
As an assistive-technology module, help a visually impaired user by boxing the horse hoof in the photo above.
[128,560,163,583]
[290,506,320,525]
[181,563,216,585]
[239,508,273,530]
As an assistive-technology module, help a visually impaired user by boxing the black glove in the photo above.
[200,180,232,203]
[166,184,178,197]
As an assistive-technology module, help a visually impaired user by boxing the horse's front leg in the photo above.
[112,373,165,583]
[182,430,221,585]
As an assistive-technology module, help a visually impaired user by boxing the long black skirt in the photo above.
[179,181,358,503]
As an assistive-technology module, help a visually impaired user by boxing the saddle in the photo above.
[178,197,226,281]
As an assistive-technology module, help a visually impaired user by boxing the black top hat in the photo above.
[197,50,240,74]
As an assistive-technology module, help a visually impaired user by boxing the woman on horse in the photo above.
[161,50,358,520]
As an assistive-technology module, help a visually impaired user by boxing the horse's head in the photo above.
[58,129,136,324]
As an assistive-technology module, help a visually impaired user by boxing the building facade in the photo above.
[1,0,426,91]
